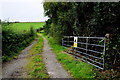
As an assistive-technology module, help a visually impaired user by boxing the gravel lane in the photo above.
[2,36,72,78]
[2,38,38,78]
[42,36,71,78]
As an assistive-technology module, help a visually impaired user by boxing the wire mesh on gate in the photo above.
[62,36,106,70]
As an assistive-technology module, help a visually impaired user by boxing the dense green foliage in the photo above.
[2,22,37,62]
[27,34,49,78]
[43,2,120,68]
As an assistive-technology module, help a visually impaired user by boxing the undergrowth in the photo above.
[27,34,49,78]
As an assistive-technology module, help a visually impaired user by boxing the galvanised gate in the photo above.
[62,36,106,70]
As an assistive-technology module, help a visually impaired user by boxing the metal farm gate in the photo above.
[62,36,106,70]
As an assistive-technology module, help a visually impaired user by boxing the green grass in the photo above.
[27,34,49,78]
[44,34,98,79]
[9,22,45,33]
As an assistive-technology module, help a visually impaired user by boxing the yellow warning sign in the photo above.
[73,37,78,47]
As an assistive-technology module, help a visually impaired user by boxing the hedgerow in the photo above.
[2,22,36,62]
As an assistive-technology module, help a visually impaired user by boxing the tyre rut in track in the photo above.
[42,36,71,78]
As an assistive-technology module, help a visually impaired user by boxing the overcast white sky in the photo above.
[0,0,48,22]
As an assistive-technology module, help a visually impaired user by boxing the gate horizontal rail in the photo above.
[64,41,104,47]
[64,36,104,39]
[62,36,106,70]
[63,44,103,54]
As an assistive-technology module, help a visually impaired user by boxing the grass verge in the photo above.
[44,34,103,79]
[27,34,49,78]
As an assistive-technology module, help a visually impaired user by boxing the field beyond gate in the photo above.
[62,36,106,70]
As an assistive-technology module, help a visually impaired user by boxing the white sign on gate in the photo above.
[73,37,78,47]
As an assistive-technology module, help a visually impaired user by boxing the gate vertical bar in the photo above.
[86,37,88,53]
[103,37,106,70]
[86,37,88,61]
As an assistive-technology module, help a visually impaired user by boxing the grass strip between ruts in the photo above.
[27,34,49,78]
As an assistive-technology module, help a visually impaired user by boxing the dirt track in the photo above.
[2,36,71,78]
[2,38,38,78]
[42,36,71,78]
